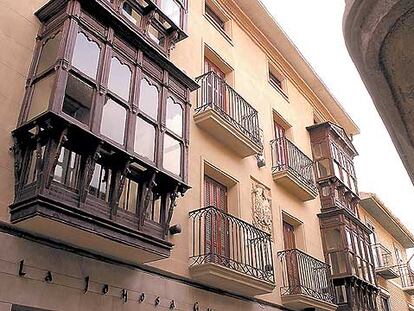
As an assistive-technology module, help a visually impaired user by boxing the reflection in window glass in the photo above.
[89,163,112,202]
[25,146,45,185]
[63,75,93,125]
[119,177,139,213]
[72,32,100,79]
[148,25,165,46]
[163,134,181,176]
[160,0,181,26]
[122,2,142,26]
[53,147,81,188]
[108,57,131,101]
[146,196,162,223]
[100,99,127,144]
[317,159,331,178]
[134,117,155,161]
[326,229,341,251]
[166,97,182,136]
[139,78,159,120]
[28,74,55,121]
[37,32,62,74]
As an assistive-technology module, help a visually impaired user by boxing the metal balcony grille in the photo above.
[195,71,262,149]
[278,249,335,304]
[271,137,316,191]
[400,264,414,288]
[189,206,275,284]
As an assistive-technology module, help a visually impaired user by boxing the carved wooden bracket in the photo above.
[139,171,157,227]
[110,158,132,217]
[45,127,68,189]
[79,142,103,204]
[164,185,180,236]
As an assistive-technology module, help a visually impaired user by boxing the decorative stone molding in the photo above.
[251,181,272,235]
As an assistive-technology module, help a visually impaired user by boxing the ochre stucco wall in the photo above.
[0,0,348,309]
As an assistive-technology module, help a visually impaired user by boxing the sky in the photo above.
[261,0,414,240]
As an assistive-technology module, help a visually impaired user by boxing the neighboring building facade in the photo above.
[0,0,405,311]
[343,0,414,185]
[359,193,414,311]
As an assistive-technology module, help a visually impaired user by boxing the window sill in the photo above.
[204,14,234,46]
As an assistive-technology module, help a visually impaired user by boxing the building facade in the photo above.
[0,0,408,311]
[359,193,414,311]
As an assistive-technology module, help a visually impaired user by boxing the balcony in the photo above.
[400,264,414,295]
[10,115,186,264]
[271,138,318,201]
[278,249,337,311]
[372,243,399,279]
[189,206,275,296]
[194,72,262,157]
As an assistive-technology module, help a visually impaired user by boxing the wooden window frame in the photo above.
[19,5,191,183]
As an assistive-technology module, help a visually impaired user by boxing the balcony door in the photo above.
[204,175,229,265]
[204,58,226,111]
[274,121,288,168]
[283,221,300,294]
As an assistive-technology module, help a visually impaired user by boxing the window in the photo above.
[205,4,225,30]
[134,117,156,161]
[36,31,62,75]
[122,2,143,26]
[139,77,159,120]
[119,177,139,213]
[28,73,56,121]
[269,72,282,90]
[71,32,101,79]
[53,147,82,189]
[63,75,93,125]
[100,99,127,144]
[268,67,287,98]
[148,24,166,47]
[166,97,183,136]
[146,196,163,223]
[89,163,112,202]
[108,57,132,101]
[163,134,181,176]
[160,0,181,26]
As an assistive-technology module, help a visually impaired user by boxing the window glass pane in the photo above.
[161,0,181,26]
[163,134,181,176]
[139,78,159,119]
[100,99,127,144]
[89,163,112,202]
[326,229,341,251]
[147,196,162,223]
[24,146,45,185]
[317,159,331,178]
[72,32,100,79]
[148,25,165,46]
[134,117,155,161]
[166,97,183,136]
[119,178,139,213]
[37,32,62,74]
[108,57,131,101]
[53,147,81,188]
[63,74,93,125]
[28,74,55,121]
[122,2,142,26]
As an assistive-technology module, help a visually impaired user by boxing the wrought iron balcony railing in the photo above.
[195,71,262,149]
[189,206,275,284]
[372,243,395,268]
[399,264,414,289]
[271,137,316,191]
[372,243,399,279]
[278,249,335,304]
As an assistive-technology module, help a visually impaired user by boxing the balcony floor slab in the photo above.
[189,262,275,296]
